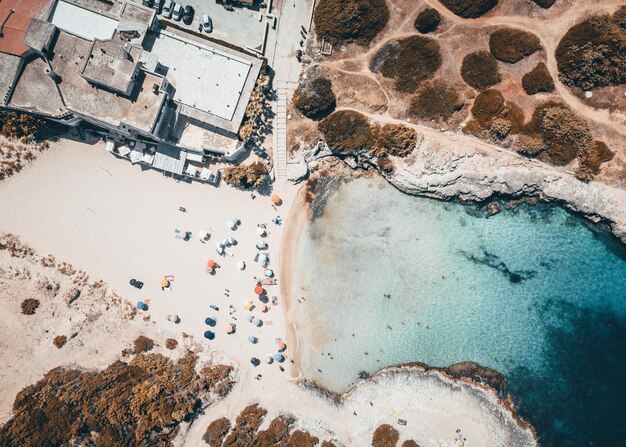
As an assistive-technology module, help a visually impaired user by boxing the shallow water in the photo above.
[291,176,626,447]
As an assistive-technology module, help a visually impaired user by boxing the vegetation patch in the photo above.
[0,112,46,141]
[530,0,555,8]
[20,298,40,315]
[439,0,498,18]
[522,62,554,95]
[461,51,501,90]
[223,161,267,190]
[489,28,541,63]
[469,89,524,139]
[319,110,373,154]
[0,352,234,447]
[410,80,464,122]
[133,335,155,353]
[293,77,336,120]
[371,35,442,92]
[575,141,615,181]
[372,424,400,447]
[53,335,67,349]
[238,66,271,141]
[313,0,389,46]
[555,13,626,90]
[372,124,418,158]
[204,417,231,446]
[165,338,178,350]
[414,8,441,34]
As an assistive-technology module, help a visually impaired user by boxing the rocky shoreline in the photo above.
[290,131,626,245]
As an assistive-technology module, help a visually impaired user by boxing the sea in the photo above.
[291,175,626,447]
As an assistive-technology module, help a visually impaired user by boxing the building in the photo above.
[0,0,264,179]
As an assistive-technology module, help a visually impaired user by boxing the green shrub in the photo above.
[461,51,501,90]
[371,35,441,92]
[414,8,441,34]
[293,77,336,120]
[313,0,389,45]
[489,28,541,63]
[439,0,498,18]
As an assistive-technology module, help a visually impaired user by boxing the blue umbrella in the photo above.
[204,331,215,340]
[136,301,147,311]
[251,357,260,366]
[205,317,216,326]
[274,353,285,362]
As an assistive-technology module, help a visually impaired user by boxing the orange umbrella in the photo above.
[207,260,216,268]
[271,194,281,205]
[160,279,169,287]
[254,285,264,295]
[225,323,234,333]
[278,342,287,351]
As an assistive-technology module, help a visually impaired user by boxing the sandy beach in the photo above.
[0,137,539,446]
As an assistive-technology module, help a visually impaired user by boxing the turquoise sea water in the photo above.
[291,176,626,447]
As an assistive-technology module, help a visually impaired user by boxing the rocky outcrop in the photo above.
[446,361,507,395]
[386,134,626,244]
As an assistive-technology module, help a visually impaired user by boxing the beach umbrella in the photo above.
[265,354,274,364]
[246,313,254,322]
[271,194,281,205]
[205,317,216,326]
[278,342,287,351]
[265,269,274,278]
[207,260,216,268]
[257,227,267,237]
[252,317,262,327]
[160,279,170,287]
[259,304,268,313]
[136,301,147,311]
[251,357,260,366]
[207,267,214,274]
[244,301,254,311]
[228,237,236,245]
[254,285,265,295]
[215,248,222,255]
[222,238,231,246]
[256,240,267,250]
[274,353,285,363]
[259,253,269,263]
[248,335,258,344]
[227,219,237,229]
[204,331,215,340]
[237,261,246,270]
[198,230,208,240]
[225,323,234,334]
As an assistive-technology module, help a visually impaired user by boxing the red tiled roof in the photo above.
[0,0,54,55]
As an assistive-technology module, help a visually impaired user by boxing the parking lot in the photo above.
[141,0,269,51]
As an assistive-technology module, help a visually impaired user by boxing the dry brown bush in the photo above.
[439,0,498,18]
[53,335,67,349]
[414,8,441,34]
[489,28,541,63]
[555,14,626,90]
[253,415,295,446]
[578,140,614,175]
[20,298,40,315]
[371,36,441,92]
[165,338,178,350]
[471,89,505,127]
[222,404,268,447]
[223,162,267,190]
[288,430,319,447]
[461,51,501,91]
[614,6,626,30]
[372,424,400,447]
[470,89,523,139]
[462,119,486,138]
[489,117,512,140]
[133,335,154,353]
[410,80,463,122]
[313,0,389,45]
[293,77,336,120]
[373,124,418,158]
[514,134,545,156]
[203,417,231,446]
[401,441,419,447]
[319,110,373,154]
[0,112,46,140]
[522,62,554,95]
[0,352,233,447]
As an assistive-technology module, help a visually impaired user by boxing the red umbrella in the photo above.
[254,285,264,295]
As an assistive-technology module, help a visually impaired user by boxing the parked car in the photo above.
[172,3,183,21]
[182,5,194,25]
[202,14,213,33]
[152,0,162,13]
[162,0,174,18]
[143,0,153,7]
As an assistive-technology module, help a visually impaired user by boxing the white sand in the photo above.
[0,138,538,446]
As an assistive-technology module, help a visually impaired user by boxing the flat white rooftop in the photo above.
[150,32,252,121]
[51,1,118,41]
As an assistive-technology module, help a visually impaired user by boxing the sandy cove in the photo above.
[0,137,538,446]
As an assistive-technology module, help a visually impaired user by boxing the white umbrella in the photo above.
[222,238,230,246]
[198,231,208,240]
[252,317,262,326]
[237,261,246,270]
[227,220,237,229]
[256,240,267,250]
[257,227,267,237]
[265,354,274,364]
[228,237,236,245]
